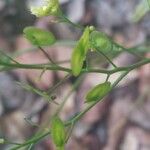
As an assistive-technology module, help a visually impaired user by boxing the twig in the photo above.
[0,58,149,75]
[38,46,57,65]
[47,73,71,94]
[96,50,117,68]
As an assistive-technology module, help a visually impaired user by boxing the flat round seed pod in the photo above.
[51,116,66,147]
[90,31,112,53]
[85,82,111,102]
[23,26,56,46]
[71,27,90,76]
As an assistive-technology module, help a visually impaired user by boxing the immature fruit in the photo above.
[51,116,66,148]
[71,27,90,76]
[0,138,5,144]
[23,27,56,46]
[90,31,112,53]
[85,82,111,102]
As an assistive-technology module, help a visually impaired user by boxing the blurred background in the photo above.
[0,0,150,149]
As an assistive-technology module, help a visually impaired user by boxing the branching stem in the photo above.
[0,58,149,75]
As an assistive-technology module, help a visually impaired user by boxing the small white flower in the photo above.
[30,0,62,17]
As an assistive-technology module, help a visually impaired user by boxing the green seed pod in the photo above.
[90,31,112,53]
[23,26,56,46]
[132,0,150,22]
[85,82,111,103]
[51,116,66,148]
[71,27,90,76]
[0,138,5,144]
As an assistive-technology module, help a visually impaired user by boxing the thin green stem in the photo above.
[38,46,58,66]
[96,50,117,68]
[84,58,150,74]
[4,140,22,146]
[0,61,71,72]
[27,143,34,150]
[0,50,19,64]
[115,43,145,59]
[112,70,130,88]
[0,58,149,75]
[47,74,71,94]
[61,15,84,30]
[38,66,47,81]
[11,132,49,150]
[65,122,74,143]
[54,75,84,116]
[24,117,39,128]
[106,74,110,82]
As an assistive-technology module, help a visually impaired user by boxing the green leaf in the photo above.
[23,27,56,46]
[85,82,111,103]
[51,116,66,148]
[17,82,58,104]
[90,31,112,53]
[0,55,10,64]
[0,51,12,64]
[71,27,90,76]
[132,0,150,22]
